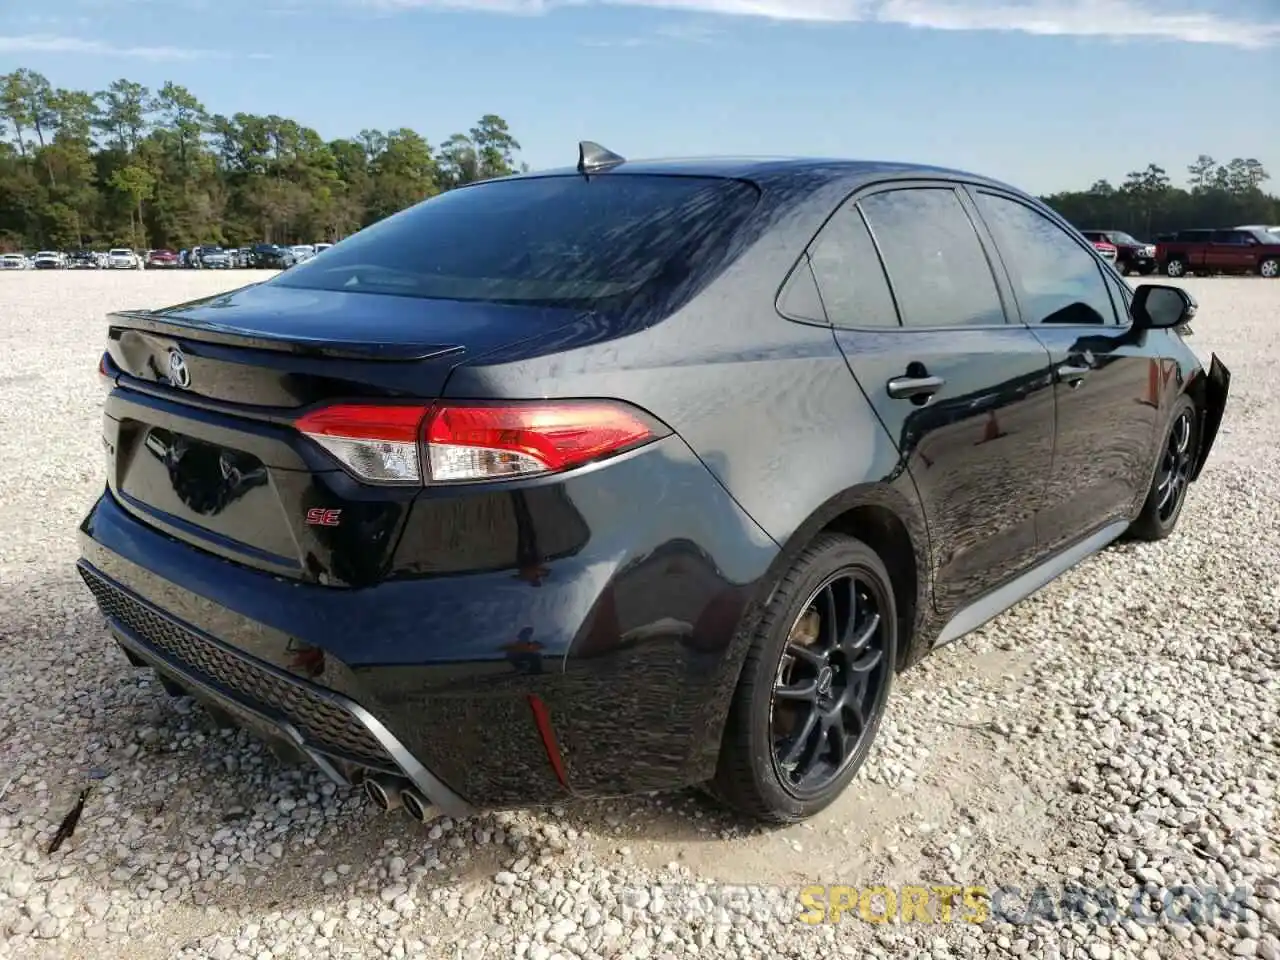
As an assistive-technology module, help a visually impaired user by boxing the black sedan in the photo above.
[246,244,297,269]
[79,145,1228,825]
[66,250,99,269]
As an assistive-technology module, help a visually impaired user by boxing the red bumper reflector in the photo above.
[527,694,570,789]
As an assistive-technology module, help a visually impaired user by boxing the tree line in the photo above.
[2,66,1277,252]
[1040,156,1276,239]
[0,67,524,251]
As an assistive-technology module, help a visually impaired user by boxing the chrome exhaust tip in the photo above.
[363,774,404,812]
[400,788,436,824]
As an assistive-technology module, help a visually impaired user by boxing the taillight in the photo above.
[295,404,428,484]
[295,400,668,485]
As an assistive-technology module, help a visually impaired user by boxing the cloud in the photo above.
[0,34,269,60]
[356,0,1280,48]
[580,19,724,45]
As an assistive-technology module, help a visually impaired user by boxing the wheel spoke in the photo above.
[820,584,839,652]
[780,707,819,767]
[785,642,825,669]
[821,709,848,766]
[1174,415,1191,454]
[842,611,880,657]
[848,646,883,673]
[842,697,866,739]
[775,676,819,701]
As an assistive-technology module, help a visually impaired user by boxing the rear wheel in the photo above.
[711,533,896,823]
[1129,396,1198,541]
[1260,258,1279,279]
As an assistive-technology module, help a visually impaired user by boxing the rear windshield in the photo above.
[270,174,760,307]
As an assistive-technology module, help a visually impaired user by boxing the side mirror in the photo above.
[1131,284,1197,330]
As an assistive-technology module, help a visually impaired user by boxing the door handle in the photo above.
[1057,363,1091,384]
[886,374,945,400]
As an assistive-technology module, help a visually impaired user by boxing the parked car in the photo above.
[290,245,316,264]
[80,148,1229,825]
[66,250,99,270]
[32,251,64,269]
[0,253,27,270]
[148,249,180,269]
[1156,228,1280,278]
[314,243,333,256]
[246,244,297,269]
[193,246,234,269]
[108,248,142,270]
[1080,230,1157,276]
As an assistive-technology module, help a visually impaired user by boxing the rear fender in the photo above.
[1191,353,1230,482]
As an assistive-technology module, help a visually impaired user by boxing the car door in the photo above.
[967,188,1161,557]
[1206,230,1251,272]
[1179,230,1213,272]
[808,183,1057,618]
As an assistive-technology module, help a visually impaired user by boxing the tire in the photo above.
[1129,396,1198,542]
[1165,258,1187,278]
[711,533,897,823]
[1260,258,1279,279]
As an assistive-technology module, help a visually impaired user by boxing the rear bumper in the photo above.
[80,561,471,816]
[78,436,779,808]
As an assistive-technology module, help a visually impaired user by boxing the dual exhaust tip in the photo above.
[362,773,435,824]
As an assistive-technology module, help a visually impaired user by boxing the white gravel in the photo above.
[0,270,1276,960]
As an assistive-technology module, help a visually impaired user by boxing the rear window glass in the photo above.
[270,174,760,306]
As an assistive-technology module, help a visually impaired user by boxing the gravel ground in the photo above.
[0,270,1276,960]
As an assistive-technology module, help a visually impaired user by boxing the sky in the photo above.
[1,0,1277,195]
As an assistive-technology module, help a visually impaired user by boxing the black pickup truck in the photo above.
[1079,230,1157,276]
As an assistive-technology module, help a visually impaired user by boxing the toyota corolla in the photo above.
[79,144,1229,825]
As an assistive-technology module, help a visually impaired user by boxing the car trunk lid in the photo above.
[102,282,580,585]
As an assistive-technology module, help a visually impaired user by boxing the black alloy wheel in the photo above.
[770,571,887,796]
[1130,397,1198,541]
[712,533,897,823]
[1155,407,1194,524]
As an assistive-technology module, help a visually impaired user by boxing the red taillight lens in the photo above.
[296,404,430,484]
[424,401,662,482]
[295,400,666,485]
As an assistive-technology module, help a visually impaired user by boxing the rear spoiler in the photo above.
[107,309,465,362]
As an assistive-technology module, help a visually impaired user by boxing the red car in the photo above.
[147,249,179,268]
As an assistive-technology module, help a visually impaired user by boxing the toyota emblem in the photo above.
[167,348,191,389]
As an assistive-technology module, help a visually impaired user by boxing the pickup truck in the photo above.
[1155,228,1280,278]
[1080,230,1157,276]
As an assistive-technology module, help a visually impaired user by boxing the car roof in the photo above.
[491,156,1028,195]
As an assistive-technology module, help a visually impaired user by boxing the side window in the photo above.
[974,192,1117,326]
[857,188,1006,328]
[1104,270,1133,325]
[777,256,827,323]
[805,203,900,328]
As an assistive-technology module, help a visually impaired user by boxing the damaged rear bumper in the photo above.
[78,561,472,819]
